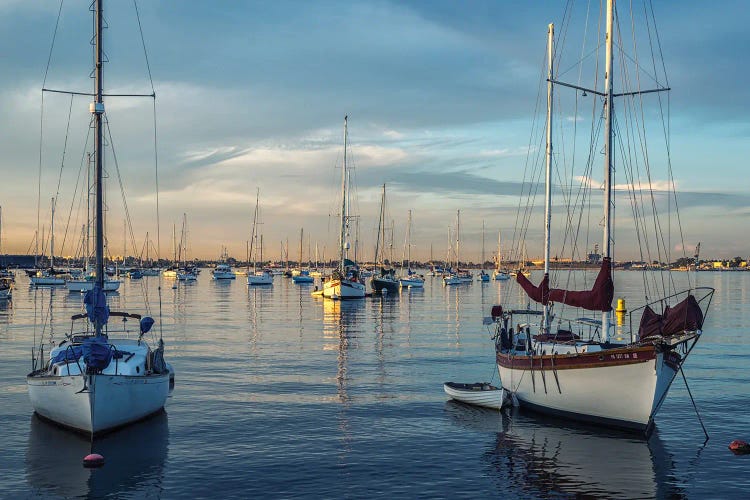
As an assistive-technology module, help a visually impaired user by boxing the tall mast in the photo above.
[93,0,105,296]
[543,23,554,333]
[339,116,348,273]
[299,228,303,268]
[50,197,55,268]
[481,219,485,271]
[86,153,91,271]
[602,0,615,342]
[251,189,259,271]
[406,210,412,270]
[375,184,385,266]
[456,210,460,269]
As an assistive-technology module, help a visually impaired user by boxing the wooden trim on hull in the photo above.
[496,345,659,371]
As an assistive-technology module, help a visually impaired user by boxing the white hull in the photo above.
[28,373,169,435]
[212,272,236,280]
[498,350,677,430]
[444,383,507,410]
[399,278,424,288]
[177,273,197,281]
[162,270,177,278]
[493,271,510,281]
[30,276,66,286]
[322,279,365,299]
[247,273,273,285]
[65,280,121,292]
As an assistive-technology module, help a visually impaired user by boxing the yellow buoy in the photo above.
[615,298,627,313]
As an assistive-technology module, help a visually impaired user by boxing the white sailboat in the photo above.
[478,220,490,282]
[247,189,273,286]
[27,0,173,435]
[399,210,424,288]
[175,215,197,281]
[291,228,314,283]
[493,230,510,281]
[443,210,471,285]
[30,198,67,286]
[319,116,365,300]
[493,3,713,433]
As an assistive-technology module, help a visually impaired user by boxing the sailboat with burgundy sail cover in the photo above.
[491,1,713,434]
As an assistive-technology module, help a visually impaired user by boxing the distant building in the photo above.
[587,244,601,264]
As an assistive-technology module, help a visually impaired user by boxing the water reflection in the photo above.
[322,299,361,404]
[444,402,684,498]
[322,300,361,464]
[26,412,169,498]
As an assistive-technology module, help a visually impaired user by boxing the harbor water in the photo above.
[0,270,748,498]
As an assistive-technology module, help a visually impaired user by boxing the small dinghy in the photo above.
[443,382,508,410]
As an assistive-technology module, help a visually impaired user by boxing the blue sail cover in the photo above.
[82,335,112,371]
[51,345,84,364]
[140,316,155,334]
[84,286,110,326]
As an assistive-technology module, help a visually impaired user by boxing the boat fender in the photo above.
[729,440,750,455]
[83,453,105,468]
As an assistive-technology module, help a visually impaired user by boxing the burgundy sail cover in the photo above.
[639,294,704,340]
[516,257,614,312]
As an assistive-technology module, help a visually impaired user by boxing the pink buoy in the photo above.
[728,440,750,455]
[83,453,105,468]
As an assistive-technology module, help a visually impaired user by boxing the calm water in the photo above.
[0,270,748,498]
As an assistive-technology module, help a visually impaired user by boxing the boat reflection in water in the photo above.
[26,411,168,497]
[445,402,684,498]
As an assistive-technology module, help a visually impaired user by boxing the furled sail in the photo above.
[638,294,704,340]
[516,257,614,312]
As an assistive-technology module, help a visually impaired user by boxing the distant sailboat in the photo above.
[398,210,424,288]
[247,189,273,286]
[30,198,67,286]
[319,116,365,300]
[292,228,314,284]
[371,184,399,295]
[493,231,510,281]
[478,220,490,282]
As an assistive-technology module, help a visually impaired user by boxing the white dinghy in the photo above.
[443,382,509,410]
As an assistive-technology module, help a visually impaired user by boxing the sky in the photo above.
[0,0,748,263]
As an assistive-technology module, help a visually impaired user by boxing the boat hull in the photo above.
[30,276,66,286]
[371,276,400,294]
[65,280,121,292]
[27,372,170,435]
[444,382,507,410]
[442,275,462,285]
[212,272,236,280]
[497,345,679,431]
[322,279,365,299]
[399,278,424,288]
[247,273,273,285]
